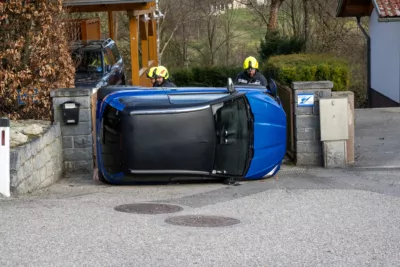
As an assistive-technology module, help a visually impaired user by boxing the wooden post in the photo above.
[108,11,115,40]
[140,15,149,68]
[129,14,139,85]
[141,40,149,68]
[81,20,87,40]
[114,13,119,41]
[97,19,101,40]
[148,19,158,65]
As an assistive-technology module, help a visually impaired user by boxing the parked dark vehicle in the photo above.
[70,38,126,88]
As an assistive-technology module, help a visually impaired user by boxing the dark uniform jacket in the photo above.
[234,71,268,87]
[154,79,177,87]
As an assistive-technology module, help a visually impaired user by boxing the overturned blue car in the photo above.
[95,78,286,184]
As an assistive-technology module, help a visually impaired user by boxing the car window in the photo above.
[212,96,249,138]
[110,43,121,61]
[103,47,116,67]
[72,50,103,73]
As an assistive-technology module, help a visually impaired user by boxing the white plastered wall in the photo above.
[370,8,400,103]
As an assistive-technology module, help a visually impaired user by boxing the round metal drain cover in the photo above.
[114,203,183,214]
[165,215,240,227]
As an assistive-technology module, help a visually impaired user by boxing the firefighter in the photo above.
[234,56,268,86]
[146,66,157,86]
[153,66,177,87]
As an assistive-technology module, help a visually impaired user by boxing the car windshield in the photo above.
[72,50,103,73]
[212,96,252,176]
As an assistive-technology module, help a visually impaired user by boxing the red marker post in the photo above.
[0,118,10,197]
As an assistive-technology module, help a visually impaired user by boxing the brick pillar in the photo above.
[50,88,94,174]
[291,81,333,166]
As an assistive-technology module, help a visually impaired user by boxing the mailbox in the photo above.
[60,101,81,124]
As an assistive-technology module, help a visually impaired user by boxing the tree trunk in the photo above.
[267,0,284,34]
[303,0,309,50]
[290,0,296,37]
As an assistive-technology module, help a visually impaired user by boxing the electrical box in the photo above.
[319,97,349,141]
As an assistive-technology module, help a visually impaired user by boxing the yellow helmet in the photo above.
[154,65,170,79]
[146,66,157,78]
[243,56,259,70]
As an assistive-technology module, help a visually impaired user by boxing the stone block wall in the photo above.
[10,122,63,195]
[291,81,333,166]
[50,88,94,173]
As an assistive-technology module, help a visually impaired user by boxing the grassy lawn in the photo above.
[229,8,266,42]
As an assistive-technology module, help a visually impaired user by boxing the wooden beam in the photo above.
[65,3,153,13]
[81,20,87,40]
[114,13,119,41]
[132,6,156,16]
[108,11,115,40]
[148,19,157,65]
[141,39,149,68]
[139,17,148,41]
[140,15,149,69]
[148,18,155,36]
[97,19,101,39]
[338,5,370,17]
[129,15,139,85]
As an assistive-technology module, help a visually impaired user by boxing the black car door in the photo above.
[212,95,252,176]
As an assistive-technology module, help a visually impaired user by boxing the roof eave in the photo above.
[63,0,152,6]
[378,17,400,22]
[336,0,374,18]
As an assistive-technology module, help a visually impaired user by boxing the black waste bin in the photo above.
[60,101,81,124]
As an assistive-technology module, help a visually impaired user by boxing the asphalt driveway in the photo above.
[1,107,400,266]
[354,107,400,168]
[1,167,399,267]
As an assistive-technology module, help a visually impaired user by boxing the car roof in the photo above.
[69,38,115,52]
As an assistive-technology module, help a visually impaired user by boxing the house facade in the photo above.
[337,0,400,108]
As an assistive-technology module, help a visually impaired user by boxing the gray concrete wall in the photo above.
[10,123,63,195]
[291,81,333,166]
[50,88,94,174]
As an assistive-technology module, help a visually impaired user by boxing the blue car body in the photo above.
[95,83,286,184]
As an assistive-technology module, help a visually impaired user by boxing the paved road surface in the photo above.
[355,107,400,168]
[1,167,399,267]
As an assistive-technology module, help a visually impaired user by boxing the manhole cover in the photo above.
[114,203,184,214]
[165,215,240,227]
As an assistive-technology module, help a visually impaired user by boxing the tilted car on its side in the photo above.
[95,79,287,184]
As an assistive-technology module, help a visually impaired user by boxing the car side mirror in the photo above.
[227,78,237,94]
[268,78,278,97]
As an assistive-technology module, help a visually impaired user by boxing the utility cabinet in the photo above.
[320,97,349,168]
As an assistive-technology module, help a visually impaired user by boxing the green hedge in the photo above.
[262,53,351,91]
[170,66,242,87]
